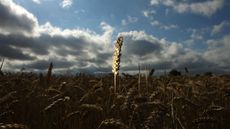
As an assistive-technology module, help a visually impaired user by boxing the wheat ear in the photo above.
[112,36,123,93]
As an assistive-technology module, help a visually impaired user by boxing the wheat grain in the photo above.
[97,118,128,129]
[0,123,29,129]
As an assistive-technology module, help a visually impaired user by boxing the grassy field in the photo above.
[0,72,230,129]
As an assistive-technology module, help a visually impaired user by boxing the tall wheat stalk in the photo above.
[138,64,141,95]
[112,36,123,93]
[46,62,53,86]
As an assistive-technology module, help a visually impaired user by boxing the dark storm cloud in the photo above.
[75,66,111,73]
[0,32,113,70]
[0,31,107,60]
[123,39,163,57]
[175,57,212,69]
[0,34,48,56]
[25,60,75,70]
[151,61,174,69]
[43,35,87,49]
[86,52,112,65]
[0,44,35,60]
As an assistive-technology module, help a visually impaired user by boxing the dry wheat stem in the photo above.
[0,58,4,71]
[112,36,123,93]
[138,64,141,95]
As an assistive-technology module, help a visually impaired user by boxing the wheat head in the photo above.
[112,36,123,93]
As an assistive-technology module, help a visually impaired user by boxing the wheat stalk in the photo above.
[0,58,4,70]
[138,64,141,95]
[112,36,123,93]
[0,58,4,76]
[46,62,53,86]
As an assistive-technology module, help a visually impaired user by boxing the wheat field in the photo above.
[0,71,229,129]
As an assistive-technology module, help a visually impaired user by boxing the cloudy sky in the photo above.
[0,0,230,74]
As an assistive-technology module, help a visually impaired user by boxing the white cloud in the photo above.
[150,20,160,26]
[205,34,230,67]
[142,10,156,18]
[32,0,41,4]
[150,0,174,6]
[184,28,208,47]
[211,21,230,35]
[165,9,169,16]
[190,29,203,41]
[74,9,85,14]
[60,0,73,8]
[185,0,224,17]
[121,16,138,26]
[174,3,189,13]
[149,0,225,17]
[151,20,178,30]
[150,0,160,5]
[143,10,149,18]
[143,10,177,30]
[162,24,178,30]
[100,22,115,46]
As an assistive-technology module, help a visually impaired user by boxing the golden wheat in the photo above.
[112,36,123,93]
